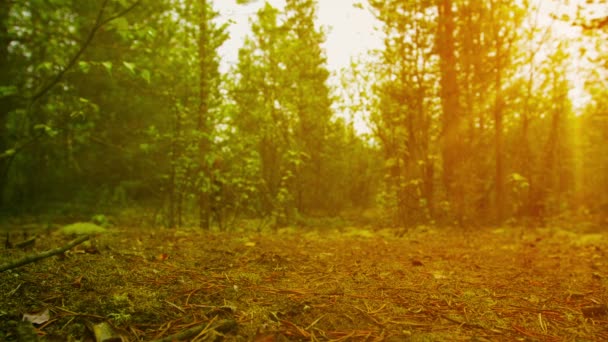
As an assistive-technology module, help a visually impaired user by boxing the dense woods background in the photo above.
[0,0,606,230]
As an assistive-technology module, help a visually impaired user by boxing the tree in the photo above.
[233,3,293,225]
[436,0,466,225]
[198,0,212,229]
[487,0,524,223]
[234,0,341,225]
[0,0,15,206]
[367,0,439,226]
[0,0,140,212]
[282,0,333,215]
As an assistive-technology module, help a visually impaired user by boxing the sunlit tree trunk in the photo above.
[539,47,574,220]
[520,65,535,221]
[413,15,435,222]
[491,0,506,224]
[542,74,566,217]
[494,78,505,223]
[437,0,464,225]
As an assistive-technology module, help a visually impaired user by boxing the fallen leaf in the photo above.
[582,304,608,318]
[73,275,84,288]
[23,308,50,325]
[411,259,424,266]
[91,321,123,342]
[85,245,100,254]
[431,271,447,279]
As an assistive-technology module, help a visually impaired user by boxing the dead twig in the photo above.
[280,319,310,338]
[149,318,236,342]
[0,235,90,272]
[15,235,37,250]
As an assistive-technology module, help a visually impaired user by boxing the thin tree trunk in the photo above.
[494,88,505,223]
[492,1,506,224]
[521,72,533,220]
[0,0,12,207]
[168,107,180,229]
[198,0,210,229]
[437,0,464,225]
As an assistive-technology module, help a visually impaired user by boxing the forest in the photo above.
[1,0,608,341]
[0,0,607,229]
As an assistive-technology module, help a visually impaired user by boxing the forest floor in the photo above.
[0,223,607,341]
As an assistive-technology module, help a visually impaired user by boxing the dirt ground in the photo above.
[1,224,607,341]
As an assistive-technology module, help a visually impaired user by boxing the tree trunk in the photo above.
[494,90,505,223]
[492,2,506,224]
[168,106,182,229]
[0,0,13,207]
[198,0,210,229]
[437,0,464,225]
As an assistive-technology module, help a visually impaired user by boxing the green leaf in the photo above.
[2,149,16,157]
[123,61,136,75]
[34,124,58,137]
[112,17,130,36]
[0,85,17,98]
[37,61,53,72]
[101,61,113,75]
[70,110,85,119]
[78,61,90,74]
[141,69,151,83]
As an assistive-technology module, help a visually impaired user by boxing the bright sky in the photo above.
[215,0,381,76]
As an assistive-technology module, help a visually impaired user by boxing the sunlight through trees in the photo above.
[0,0,606,229]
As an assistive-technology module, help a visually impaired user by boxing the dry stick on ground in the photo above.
[0,235,90,272]
[149,319,237,342]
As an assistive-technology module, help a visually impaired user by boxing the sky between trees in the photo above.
[215,0,602,120]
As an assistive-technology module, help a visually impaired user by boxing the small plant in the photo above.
[108,312,132,325]
[91,214,111,227]
[508,173,529,214]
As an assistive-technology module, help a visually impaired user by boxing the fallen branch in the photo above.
[149,319,237,342]
[15,235,37,250]
[0,235,89,272]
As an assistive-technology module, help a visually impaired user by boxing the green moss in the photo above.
[58,222,107,235]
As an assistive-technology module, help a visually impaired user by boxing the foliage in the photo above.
[351,0,607,227]
[0,0,606,228]
[232,0,377,226]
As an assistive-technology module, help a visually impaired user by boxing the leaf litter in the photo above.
[0,224,607,341]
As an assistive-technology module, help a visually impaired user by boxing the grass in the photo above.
[0,223,607,341]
